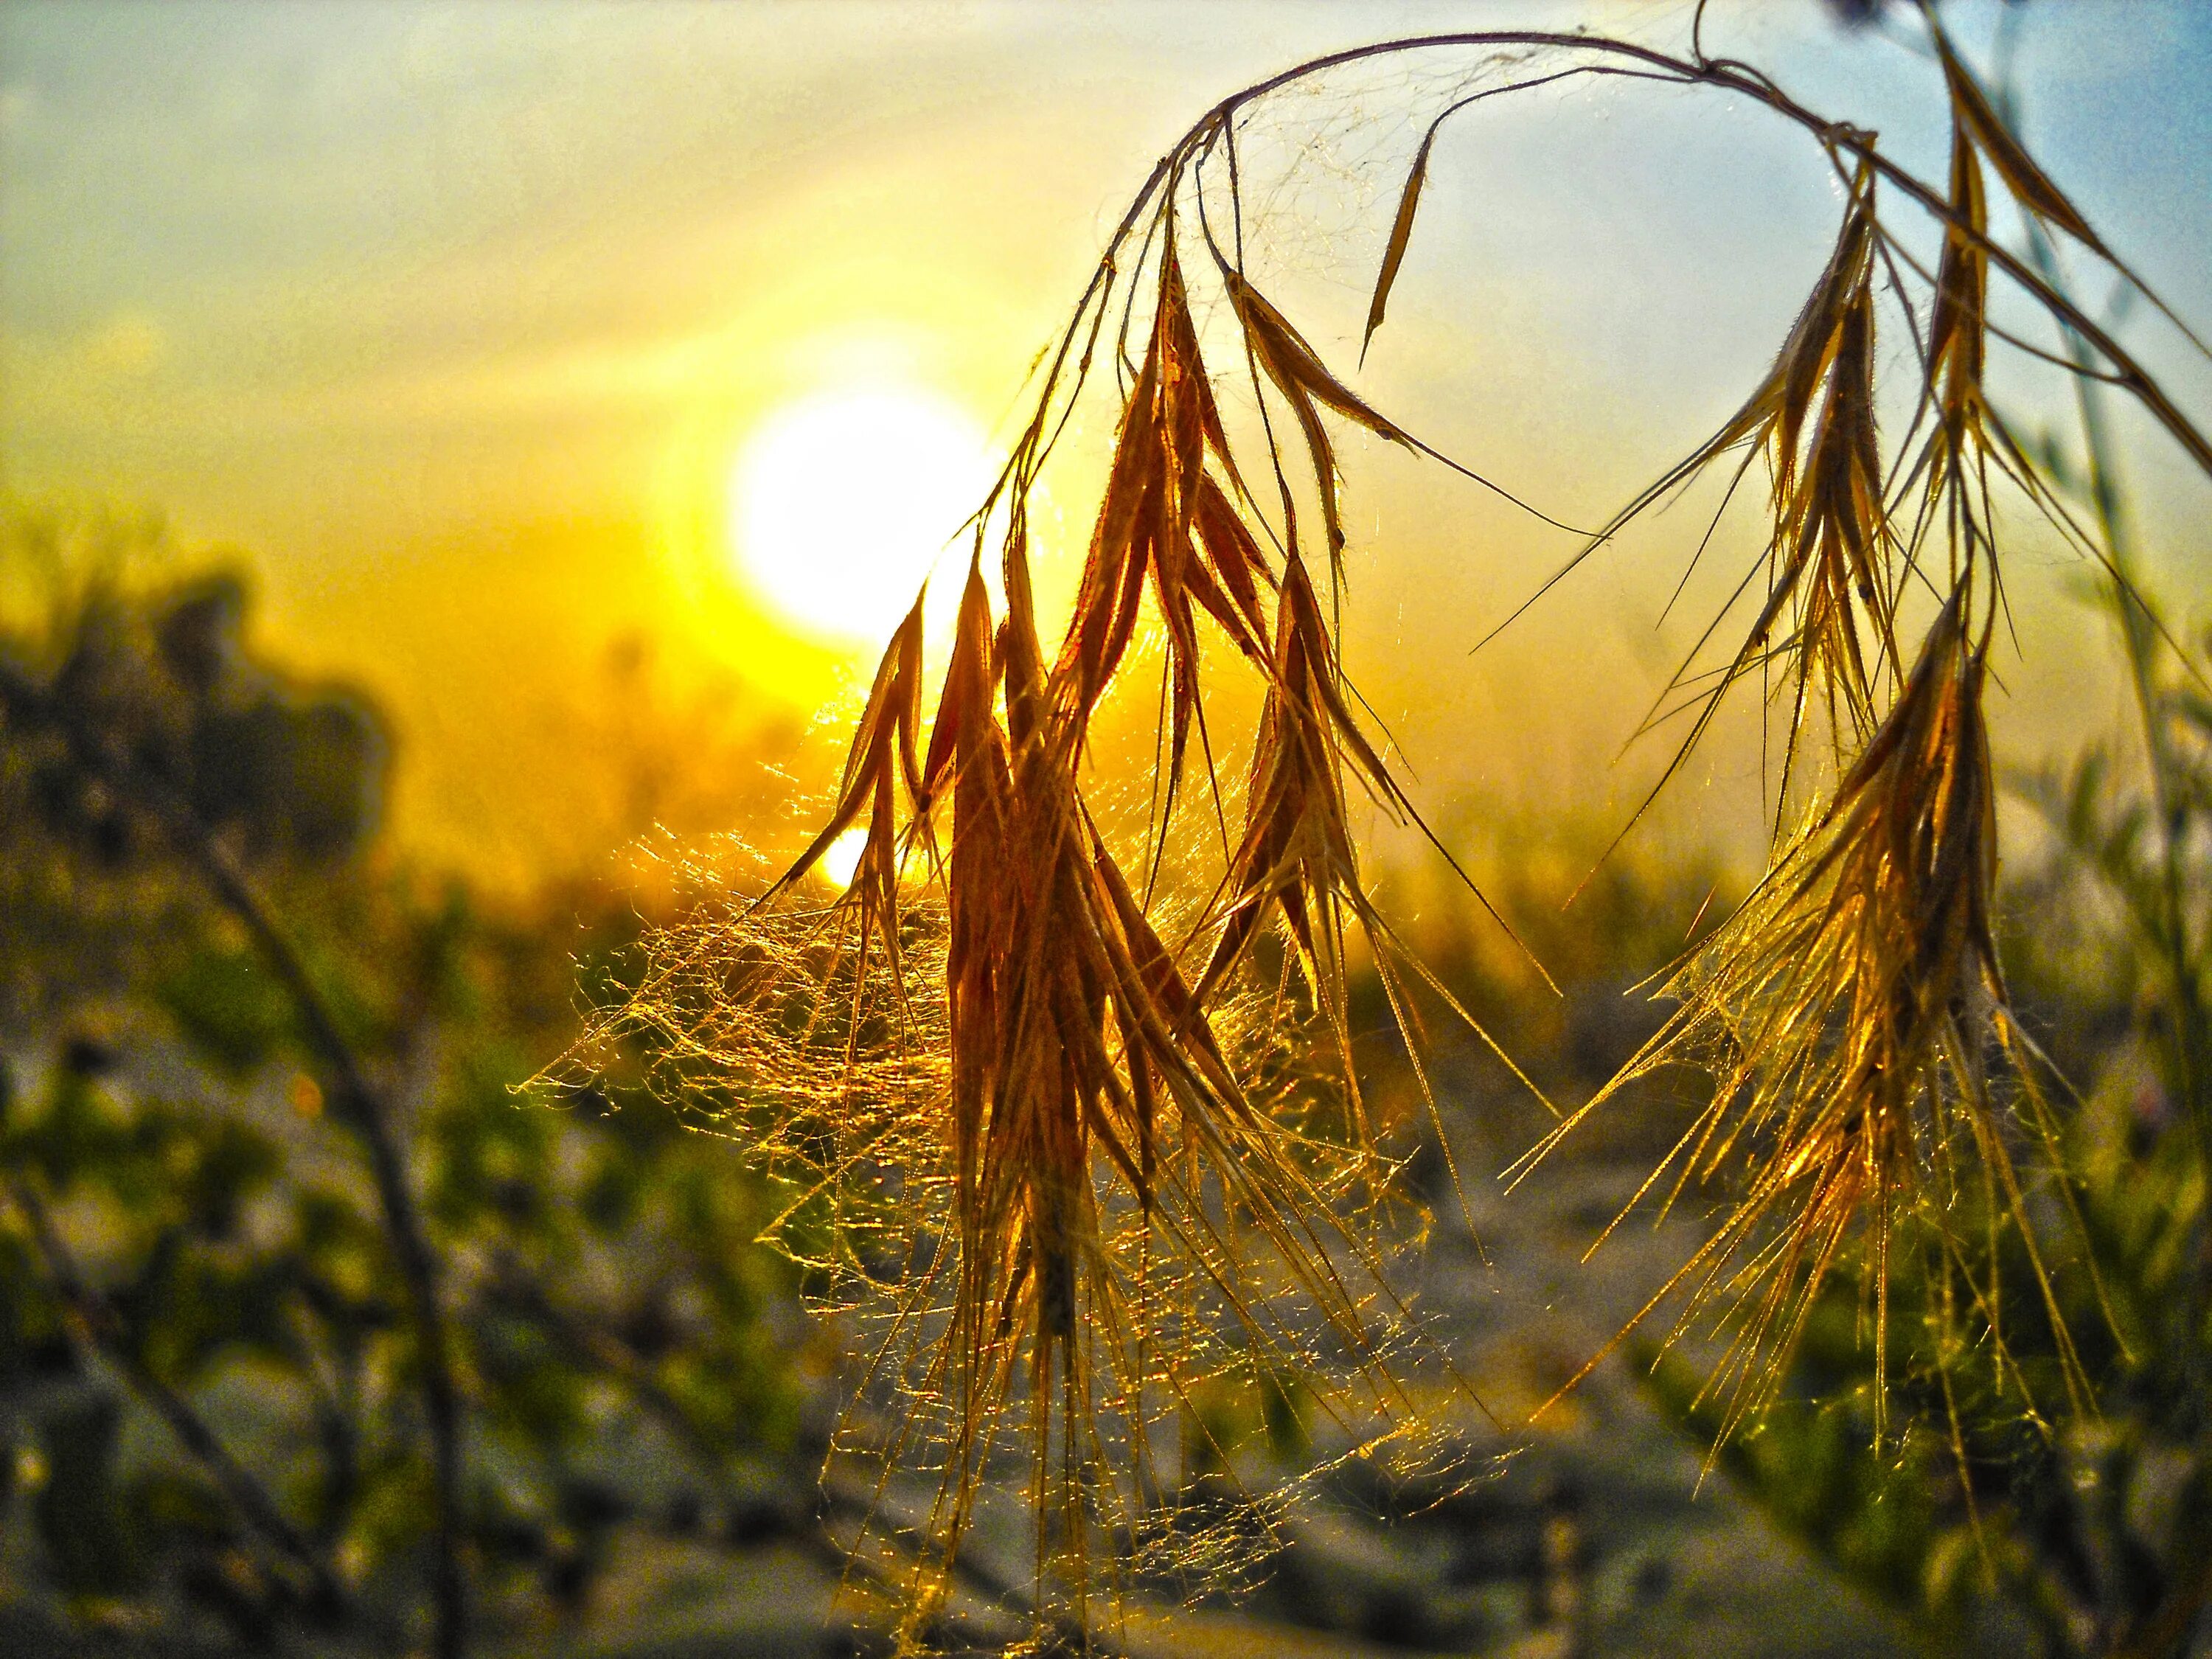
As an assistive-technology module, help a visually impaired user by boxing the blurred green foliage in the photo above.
[5,549,2204,1658]
[0,563,810,1654]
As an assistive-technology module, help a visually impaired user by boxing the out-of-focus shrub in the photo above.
[0,563,810,1654]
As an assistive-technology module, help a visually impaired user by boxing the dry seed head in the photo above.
[585,204,1521,1638]
[1527,593,2084,1441]
[550,31,2190,1643]
[1927,118,1989,436]
[1054,233,1271,821]
[1753,167,1901,773]
[1549,164,1910,860]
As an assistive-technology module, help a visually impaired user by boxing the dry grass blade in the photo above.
[1733,163,1902,787]
[1361,126,1436,366]
[1931,21,2104,257]
[1227,268,1413,578]
[1926,114,1989,420]
[1228,264,1590,545]
[1057,232,1267,827]
[762,594,930,1022]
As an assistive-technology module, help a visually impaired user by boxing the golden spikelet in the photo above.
[1225,268,1415,582]
[1054,231,1270,814]
[1898,36,2117,594]
[629,202,1548,1640]
[771,593,929,998]
[1666,161,1899,779]
[1194,538,1550,1182]
[1497,161,1907,855]
[1932,22,2105,260]
[1926,113,1989,439]
[1521,594,2085,1443]
[555,30,2212,1649]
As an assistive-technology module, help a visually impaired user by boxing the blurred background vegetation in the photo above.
[0,545,823,1655]
[2,501,2208,1659]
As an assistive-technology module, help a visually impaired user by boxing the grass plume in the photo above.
[564,17,2212,1648]
[1517,592,2089,1448]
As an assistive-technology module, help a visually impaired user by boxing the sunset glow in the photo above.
[729,384,995,648]
[818,824,870,890]
[10,7,2212,1651]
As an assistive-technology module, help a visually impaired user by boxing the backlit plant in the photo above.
[582,7,2212,1648]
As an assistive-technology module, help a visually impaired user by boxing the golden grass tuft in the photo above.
[1517,591,2087,1447]
[555,22,2212,1650]
[589,192,1537,1635]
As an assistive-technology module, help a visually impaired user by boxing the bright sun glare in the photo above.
[818,825,871,890]
[731,384,996,646]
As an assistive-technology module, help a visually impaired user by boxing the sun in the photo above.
[817,824,870,890]
[729,383,997,647]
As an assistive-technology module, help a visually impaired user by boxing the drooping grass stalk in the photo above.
[1514,588,2100,1444]
[583,13,2212,1644]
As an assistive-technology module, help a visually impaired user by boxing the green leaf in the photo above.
[157,947,295,1077]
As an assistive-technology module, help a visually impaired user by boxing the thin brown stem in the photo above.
[1183,29,2211,479]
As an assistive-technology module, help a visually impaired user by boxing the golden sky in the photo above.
[5,0,2210,882]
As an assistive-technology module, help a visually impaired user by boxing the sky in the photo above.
[4,0,2210,883]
